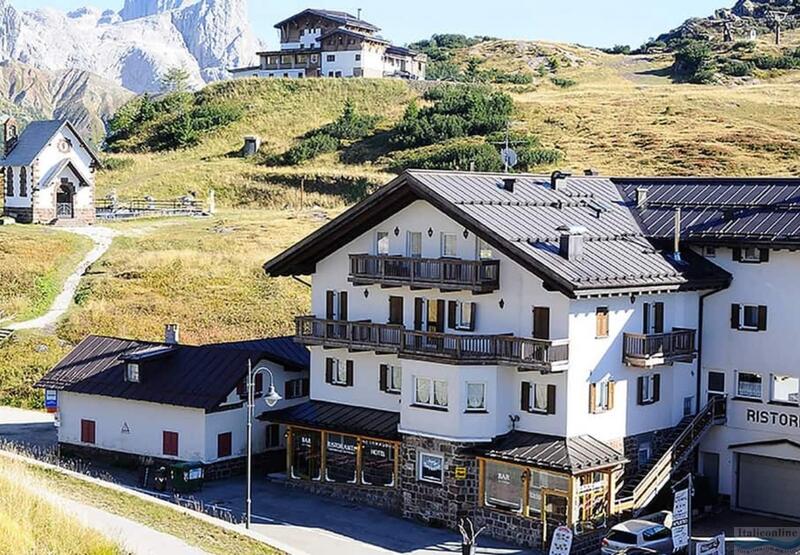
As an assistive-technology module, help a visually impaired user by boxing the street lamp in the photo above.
[246,358,282,529]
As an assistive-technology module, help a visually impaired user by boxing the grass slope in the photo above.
[0,226,92,324]
[0,458,122,555]
[0,331,73,408]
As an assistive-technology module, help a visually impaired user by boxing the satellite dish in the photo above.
[501,147,518,169]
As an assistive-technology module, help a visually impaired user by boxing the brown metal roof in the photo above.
[262,400,400,440]
[35,335,309,410]
[475,430,627,474]
[264,170,731,297]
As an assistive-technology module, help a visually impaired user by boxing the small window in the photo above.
[217,432,232,458]
[387,365,402,393]
[637,443,651,466]
[265,424,281,448]
[281,55,292,64]
[126,363,140,383]
[407,231,422,258]
[742,247,761,262]
[4,167,12,197]
[311,54,318,63]
[355,54,361,61]
[466,382,486,412]
[453,301,475,331]
[742,305,759,329]
[284,378,305,399]
[80,419,96,444]
[414,376,448,408]
[590,380,614,413]
[708,370,725,399]
[596,307,609,338]
[329,359,348,386]
[441,233,457,257]
[163,431,179,457]
[683,396,694,416]
[531,383,549,413]
[736,371,762,400]
[704,246,716,258]
[771,374,799,404]
[327,54,335,62]
[418,452,444,484]
[376,231,390,255]
[476,238,493,260]
[641,375,656,404]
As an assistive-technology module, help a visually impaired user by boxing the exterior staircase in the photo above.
[614,395,727,514]
[0,328,13,345]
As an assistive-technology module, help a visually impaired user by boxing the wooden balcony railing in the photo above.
[295,316,569,372]
[623,328,697,368]
[349,254,500,293]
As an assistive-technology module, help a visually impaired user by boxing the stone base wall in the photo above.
[473,508,543,549]
[399,434,479,528]
[284,478,402,514]
[3,206,32,223]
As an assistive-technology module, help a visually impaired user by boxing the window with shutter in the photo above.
[524,383,553,414]
[638,375,659,405]
[734,304,767,331]
[217,432,232,458]
[449,301,476,331]
[163,431,179,457]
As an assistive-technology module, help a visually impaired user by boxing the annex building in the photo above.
[230,9,426,80]
[1,117,100,225]
[263,169,800,549]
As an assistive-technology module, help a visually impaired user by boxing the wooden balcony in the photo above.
[295,316,569,372]
[623,328,697,368]
[349,254,500,293]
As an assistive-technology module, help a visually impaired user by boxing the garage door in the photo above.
[738,454,800,519]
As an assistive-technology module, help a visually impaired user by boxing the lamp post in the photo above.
[246,358,282,529]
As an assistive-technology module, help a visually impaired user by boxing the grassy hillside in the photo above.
[0,458,123,554]
[0,227,92,324]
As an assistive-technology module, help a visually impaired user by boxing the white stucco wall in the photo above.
[58,391,207,461]
[698,246,800,499]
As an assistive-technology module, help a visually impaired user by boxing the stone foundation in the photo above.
[3,206,32,223]
[284,478,402,514]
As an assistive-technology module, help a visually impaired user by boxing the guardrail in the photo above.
[349,254,500,293]
[623,328,697,367]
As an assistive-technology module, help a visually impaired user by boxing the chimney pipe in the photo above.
[636,187,648,209]
[673,208,682,260]
[557,225,587,261]
[501,176,516,193]
[584,168,600,176]
[165,324,180,345]
[550,170,571,191]
[357,8,362,20]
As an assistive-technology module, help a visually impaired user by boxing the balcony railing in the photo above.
[349,254,500,293]
[623,328,697,368]
[295,316,569,372]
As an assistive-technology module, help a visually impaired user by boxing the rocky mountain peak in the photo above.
[119,0,192,21]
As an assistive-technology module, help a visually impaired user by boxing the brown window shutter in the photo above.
[217,432,232,458]
[284,379,292,399]
[346,360,354,386]
[339,291,348,321]
[301,378,309,396]
[642,303,650,334]
[520,382,531,411]
[414,298,424,330]
[325,358,334,384]
[435,300,445,332]
[637,376,645,405]
[588,383,597,414]
[389,296,403,325]
[447,301,457,330]
[760,248,770,263]
[596,307,609,337]
[546,384,557,415]
[653,374,661,403]
[732,248,742,262]
[757,306,768,331]
[467,302,477,331]
[326,291,335,319]
[379,364,388,391]
[730,304,740,330]
[607,381,616,410]
[533,307,550,340]
[654,303,664,334]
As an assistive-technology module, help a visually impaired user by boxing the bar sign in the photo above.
[45,390,58,413]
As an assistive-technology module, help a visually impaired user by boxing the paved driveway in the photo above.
[198,476,535,555]
[0,406,56,452]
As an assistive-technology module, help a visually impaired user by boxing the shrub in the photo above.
[603,45,631,55]
[388,139,503,172]
[390,85,513,149]
[319,99,379,141]
[99,156,134,172]
[672,40,716,83]
[551,77,577,88]
[282,133,340,165]
[721,59,754,77]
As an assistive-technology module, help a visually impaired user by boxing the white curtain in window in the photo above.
[416,378,431,404]
[534,384,548,410]
[434,380,448,406]
[467,383,484,409]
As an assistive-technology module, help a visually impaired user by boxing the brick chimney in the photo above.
[165,324,180,345]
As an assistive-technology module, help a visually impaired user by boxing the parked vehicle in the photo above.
[601,517,673,555]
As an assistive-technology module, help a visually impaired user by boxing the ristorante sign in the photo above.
[744,407,800,429]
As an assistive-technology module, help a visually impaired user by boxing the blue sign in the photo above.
[45,390,58,410]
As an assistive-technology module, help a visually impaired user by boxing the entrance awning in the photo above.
[261,400,400,440]
[474,431,627,474]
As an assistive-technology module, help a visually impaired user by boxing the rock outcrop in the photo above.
[0,0,261,93]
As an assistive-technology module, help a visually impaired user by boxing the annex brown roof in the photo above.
[263,400,400,440]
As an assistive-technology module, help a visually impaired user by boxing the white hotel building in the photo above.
[264,169,800,550]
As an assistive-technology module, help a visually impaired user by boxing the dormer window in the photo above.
[126,363,140,383]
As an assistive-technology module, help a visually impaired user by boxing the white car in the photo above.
[601,518,674,555]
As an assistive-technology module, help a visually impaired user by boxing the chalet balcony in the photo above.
[623,328,697,368]
[349,254,500,293]
[295,316,569,372]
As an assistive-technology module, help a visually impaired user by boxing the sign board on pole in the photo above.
[696,534,725,555]
[672,487,690,551]
[549,526,573,555]
[44,390,58,413]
